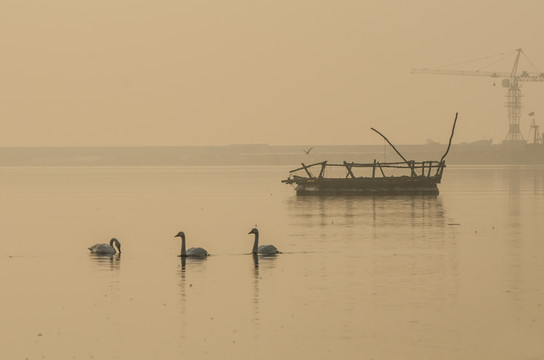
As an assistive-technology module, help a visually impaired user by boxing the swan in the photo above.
[175,231,209,257]
[248,228,279,255]
[88,238,121,254]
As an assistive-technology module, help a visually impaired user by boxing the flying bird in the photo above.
[303,146,314,154]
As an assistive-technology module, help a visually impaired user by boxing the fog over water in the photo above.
[1,165,543,359]
[2,2,544,359]
[2,1,544,147]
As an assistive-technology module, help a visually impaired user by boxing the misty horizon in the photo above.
[3,2,544,359]
[2,2,544,147]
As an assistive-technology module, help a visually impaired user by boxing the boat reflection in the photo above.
[286,195,446,230]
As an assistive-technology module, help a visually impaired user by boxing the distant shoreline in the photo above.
[0,143,543,166]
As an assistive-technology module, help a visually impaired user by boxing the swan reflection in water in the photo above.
[253,253,259,268]
[251,252,279,336]
[177,253,208,341]
[179,255,208,272]
[88,252,121,270]
[252,252,279,269]
[252,254,260,332]
[178,253,208,319]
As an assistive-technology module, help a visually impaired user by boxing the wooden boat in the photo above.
[282,113,458,196]
[282,160,445,195]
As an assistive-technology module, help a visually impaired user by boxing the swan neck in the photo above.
[252,232,259,254]
[110,239,120,254]
[181,234,187,256]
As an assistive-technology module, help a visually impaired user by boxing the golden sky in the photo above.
[1,0,543,146]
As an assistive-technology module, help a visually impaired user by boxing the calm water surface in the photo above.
[1,166,543,359]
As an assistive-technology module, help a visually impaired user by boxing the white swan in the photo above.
[248,228,279,255]
[175,231,209,257]
[89,238,121,254]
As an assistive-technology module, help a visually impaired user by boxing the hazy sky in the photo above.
[1,0,543,146]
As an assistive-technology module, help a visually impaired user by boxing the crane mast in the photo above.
[505,49,523,142]
[412,48,544,145]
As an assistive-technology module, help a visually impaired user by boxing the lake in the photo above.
[1,165,543,359]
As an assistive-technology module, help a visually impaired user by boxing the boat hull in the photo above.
[292,177,440,196]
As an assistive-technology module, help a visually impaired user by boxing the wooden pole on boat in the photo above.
[440,112,458,164]
[289,161,325,173]
[377,161,386,177]
[344,161,356,178]
[370,127,415,176]
[318,161,327,178]
[301,163,313,178]
[371,128,408,163]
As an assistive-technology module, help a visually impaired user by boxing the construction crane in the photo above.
[412,48,544,144]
